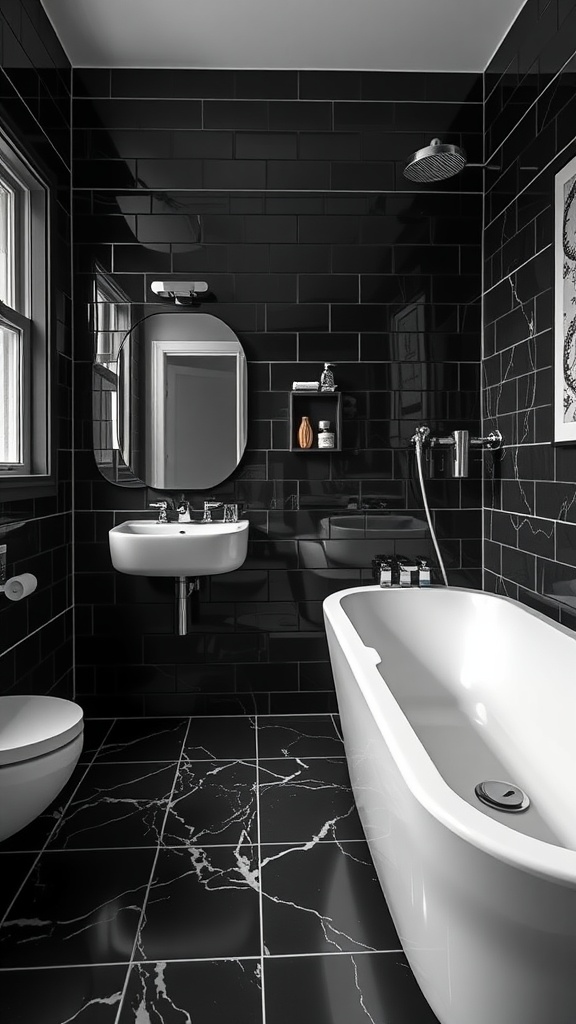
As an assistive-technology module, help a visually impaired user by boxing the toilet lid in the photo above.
[0,696,84,765]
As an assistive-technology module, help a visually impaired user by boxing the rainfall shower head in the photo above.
[403,138,467,182]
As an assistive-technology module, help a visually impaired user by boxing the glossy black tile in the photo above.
[0,848,154,967]
[203,100,268,130]
[261,839,399,954]
[259,756,363,843]
[181,715,257,759]
[268,101,332,130]
[109,68,233,98]
[257,714,343,757]
[300,71,361,99]
[93,718,188,762]
[119,959,263,1024]
[47,761,178,849]
[134,844,261,960]
[162,758,257,847]
[0,852,35,916]
[267,160,330,189]
[263,951,440,1024]
[2,965,129,1024]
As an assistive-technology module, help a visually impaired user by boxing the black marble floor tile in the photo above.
[0,768,86,852]
[47,762,178,849]
[93,718,188,762]
[162,759,257,847]
[134,844,261,961]
[261,840,399,956]
[0,849,155,967]
[0,852,36,919]
[118,958,263,1023]
[258,756,364,843]
[78,719,114,763]
[1,964,129,1024]
[183,715,257,759]
[257,713,344,757]
[264,952,440,1023]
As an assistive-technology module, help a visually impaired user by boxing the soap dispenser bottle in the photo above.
[320,362,336,391]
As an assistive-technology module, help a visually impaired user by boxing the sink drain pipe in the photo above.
[176,576,200,635]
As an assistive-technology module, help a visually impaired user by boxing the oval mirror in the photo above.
[93,309,247,490]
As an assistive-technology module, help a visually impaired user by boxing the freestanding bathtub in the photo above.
[323,585,576,1024]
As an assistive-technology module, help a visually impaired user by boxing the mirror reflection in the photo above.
[93,308,247,490]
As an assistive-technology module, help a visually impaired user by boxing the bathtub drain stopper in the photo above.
[474,780,530,813]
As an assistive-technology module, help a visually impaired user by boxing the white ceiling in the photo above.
[40,0,527,72]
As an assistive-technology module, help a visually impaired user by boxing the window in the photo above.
[0,132,49,488]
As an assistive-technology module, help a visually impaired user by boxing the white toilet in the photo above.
[0,695,84,843]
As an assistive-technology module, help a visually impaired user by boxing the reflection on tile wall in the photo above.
[483,0,576,627]
[0,0,73,698]
[73,68,483,715]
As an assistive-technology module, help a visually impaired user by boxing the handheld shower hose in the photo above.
[412,427,449,587]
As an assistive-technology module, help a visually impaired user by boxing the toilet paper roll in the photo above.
[4,573,37,601]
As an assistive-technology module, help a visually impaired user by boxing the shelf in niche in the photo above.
[289,391,342,452]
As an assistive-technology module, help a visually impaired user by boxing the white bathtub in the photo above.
[323,585,576,1024]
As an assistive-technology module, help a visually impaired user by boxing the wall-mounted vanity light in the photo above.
[151,281,209,305]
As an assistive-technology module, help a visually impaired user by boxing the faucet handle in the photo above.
[223,503,239,522]
[202,500,223,522]
[415,557,432,587]
[372,554,393,587]
[149,501,169,523]
[396,555,418,587]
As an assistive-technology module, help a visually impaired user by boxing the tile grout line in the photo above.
[0,947,404,972]
[0,719,117,929]
[254,714,267,1024]
[113,716,193,1024]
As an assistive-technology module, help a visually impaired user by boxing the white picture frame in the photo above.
[554,152,576,442]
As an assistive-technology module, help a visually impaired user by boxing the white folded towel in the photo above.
[292,381,319,390]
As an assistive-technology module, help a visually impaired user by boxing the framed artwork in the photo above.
[555,152,576,442]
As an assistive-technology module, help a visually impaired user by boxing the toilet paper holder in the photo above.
[1,572,38,601]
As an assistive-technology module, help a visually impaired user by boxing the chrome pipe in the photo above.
[177,576,188,635]
[470,430,503,450]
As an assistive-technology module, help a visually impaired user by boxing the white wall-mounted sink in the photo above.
[109,520,249,577]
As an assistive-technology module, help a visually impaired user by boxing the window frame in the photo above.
[0,128,53,498]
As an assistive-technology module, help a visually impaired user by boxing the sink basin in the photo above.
[109,520,249,577]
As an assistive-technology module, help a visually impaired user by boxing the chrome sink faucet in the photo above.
[177,497,192,523]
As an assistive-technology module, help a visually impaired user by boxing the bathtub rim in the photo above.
[323,584,576,886]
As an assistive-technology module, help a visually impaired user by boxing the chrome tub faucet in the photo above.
[372,555,432,588]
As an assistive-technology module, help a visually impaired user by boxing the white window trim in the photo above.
[0,129,51,491]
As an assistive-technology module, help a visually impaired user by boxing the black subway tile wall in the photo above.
[73,68,483,715]
[0,0,73,699]
[483,0,576,626]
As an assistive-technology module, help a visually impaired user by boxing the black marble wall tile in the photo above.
[0,0,72,699]
[72,68,482,715]
[483,0,576,624]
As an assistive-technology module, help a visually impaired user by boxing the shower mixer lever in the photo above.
[412,426,502,478]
